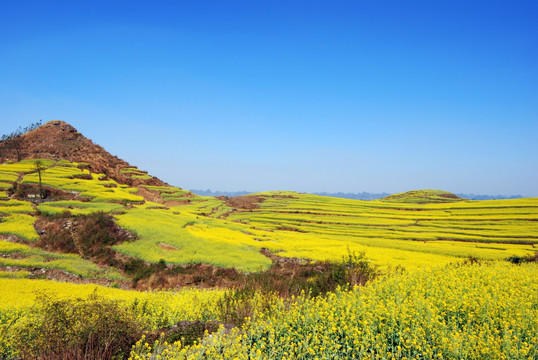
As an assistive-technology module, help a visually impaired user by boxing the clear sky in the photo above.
[1,1,537,196]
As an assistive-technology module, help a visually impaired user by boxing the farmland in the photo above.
[1,262,536,359]
[1,159,537,274]
[129,262,538,360]
[114,189,538,271]
[0,155,537,359]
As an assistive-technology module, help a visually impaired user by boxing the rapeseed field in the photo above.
[1,159,536,271]
[129,262,537,360]
[0,159,537,359]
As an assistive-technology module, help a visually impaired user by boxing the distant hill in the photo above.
[191,190,390,200]
[381,189,464,203]
[455,193,522,200]
[190,189,252,197]
[191,189,390,200]
[313,191,390,200]
[190,189,522,201]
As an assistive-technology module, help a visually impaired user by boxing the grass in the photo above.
[0,278,225,358]
[0,159,536,360]
[3,262,534,360]
[109,191,538,271]
[120,167,147,175]
[0,159,55,174]
[0,277,224,315]
[0,270,31,279]
[142,185,183,193]
[132,174,152,180]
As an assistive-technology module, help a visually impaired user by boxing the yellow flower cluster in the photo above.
[131,262,538,360]
[0,213,38,241]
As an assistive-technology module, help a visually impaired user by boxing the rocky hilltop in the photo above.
[0,120,166,189]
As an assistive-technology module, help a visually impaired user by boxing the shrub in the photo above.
[14,294,144,360]
[214,251,378,326]
[37,211,134,267]
[124,258,167,283]
[506,251,538,264]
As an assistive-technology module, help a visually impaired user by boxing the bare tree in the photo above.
[0,120,42,162]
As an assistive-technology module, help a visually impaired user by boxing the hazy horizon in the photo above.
[1,1,537,197]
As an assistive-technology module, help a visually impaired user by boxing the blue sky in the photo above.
[1,1,537,196]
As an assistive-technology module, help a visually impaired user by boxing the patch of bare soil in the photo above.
[164,200,191,206]
[136,187,165,203]
[158,243,179,251]
[11,183,87,202]
[132,248,364,295]
[226,195,264,210]
[134,263,243,290]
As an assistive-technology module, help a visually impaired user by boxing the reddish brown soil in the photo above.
[226,195,264,210]
[158,243,180,251]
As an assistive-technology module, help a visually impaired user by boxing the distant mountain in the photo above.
[190,189,252,197]
[190,189,524,201]
[455,193,523,200]
[190,189,390,200]
[312,191,390,200]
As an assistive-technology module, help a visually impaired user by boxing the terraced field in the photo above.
[0,160,143,280]
[213,192,537,268]
[1,160,537,276]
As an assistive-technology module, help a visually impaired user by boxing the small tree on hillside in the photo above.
[34,159,47,199]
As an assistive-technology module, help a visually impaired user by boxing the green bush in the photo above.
[14,293,143,360]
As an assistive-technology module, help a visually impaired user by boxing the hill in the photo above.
[0,120,168,194]
[381,189,465,203]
